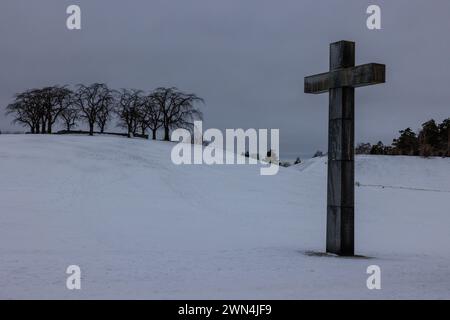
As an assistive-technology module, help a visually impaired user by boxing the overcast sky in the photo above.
[1,0,449,157]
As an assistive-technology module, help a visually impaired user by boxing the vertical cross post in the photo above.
[304,40,385,256]
[327,41,355,256]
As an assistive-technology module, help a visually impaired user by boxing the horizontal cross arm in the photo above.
[305,63,386,94]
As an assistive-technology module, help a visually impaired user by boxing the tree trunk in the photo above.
[152,129,157,140]
[47,115,52,134]
[41,120,46,134]
[89,122,94,136]
[164,126,170,141]
[447,129,450,157]
[127,125,132,138]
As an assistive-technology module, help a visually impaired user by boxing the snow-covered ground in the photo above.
[0,134,449,299]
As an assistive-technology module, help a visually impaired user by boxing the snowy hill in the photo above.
[0,135,449,299]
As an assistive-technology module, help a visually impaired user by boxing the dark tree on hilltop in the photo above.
[358,118,450,157]
[44,86,73,134]
[150,87,203,141]
[370,141,385,155]
[51,86,73,132]
[6,90,42,133]
[96,103,113,134]
[418,120,440,156]
[114,89,142,138]
[392,128,419,155]
[438,118,450,156]
[60,104,79,131]
[356,142,372,155]
[6,86,71,134]
[390,119,449,157]
[73,83,114,136]
[139,94,163,140]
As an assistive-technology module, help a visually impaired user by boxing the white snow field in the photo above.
[0,134,449,299]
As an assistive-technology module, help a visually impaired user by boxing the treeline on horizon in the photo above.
[4,84,449,159]
[4,84,204,140]
[356,118,450,158]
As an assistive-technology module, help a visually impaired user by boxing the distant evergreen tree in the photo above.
[356,142,372,155]
[383,145,393,155]
[438,118,450,156]
[392,128,419,155]
[352,118,449,158]
[370,141,385,155]
[418,120,440,156]
[294,157,302,165]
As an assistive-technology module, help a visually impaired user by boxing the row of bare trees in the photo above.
[6,86,72,134]
[6,84,203,140]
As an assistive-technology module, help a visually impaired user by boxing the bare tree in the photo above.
[6,100,36,133]
[6,85,203,140]
[139,94,163,140]
[23,86,72,134]
[60,104,79,131]
[6,89,44,133]
[115,89,142,137]
[73,83,114,136]
[96,102,113,134]
[49,86,73,133]
[151,87,203,141]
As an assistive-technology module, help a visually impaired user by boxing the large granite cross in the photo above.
[305,41,385,256]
